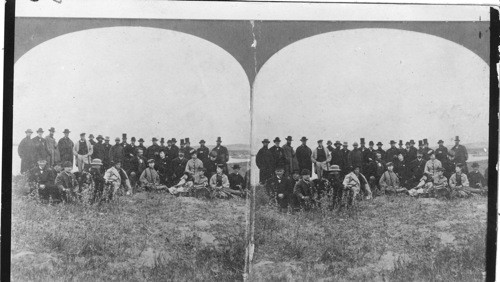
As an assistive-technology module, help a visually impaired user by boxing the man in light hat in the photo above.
[282,136,298,176]
[469,162,486,189]
[228,164,246,193]
[266,166,293,211]
[137,138,147,154]
[18,129,35,173]
[88,134,97,146]
[435,140,448,163]
[196,139,210,162]
[27,159,58,202]
[45,127,60,167]
[109,137,124,170]
[450,136,468,174]
[270,137,286,172]
[104,160,133,198]
[146,137,161,160]
[340,142,350,177]
[139,159,162,191]
[296,137,312,177]
[211,137,229,174]
[73,133,93,172]
[103,136,112,170]
[294,169,317,211]
[347,142,363,173]
[256,139,275,184]
[33,128,51,164]
[311,139,331,180]
[385,140,399,163]
[55,161,79,202]
[324,165,344,210]
[92,135,106,171]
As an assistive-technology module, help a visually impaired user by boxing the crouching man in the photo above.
[266,166,294,212]
[294,169,317,211]
[104,161,133,199]
[343,166,372,204]
[379,162,407,195]
[55,161,79,202]
[28,159,60,203]
[140,159,167,191]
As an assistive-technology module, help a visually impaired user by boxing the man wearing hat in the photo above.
[363,141,376,166]
[171,151,188,185]
[73,133,94,172]
[295,137,313,177]
[159,138,166,150]
[211,137,229,174]
[256,139,275,184]
[379,162,406,195]
[146,137,161,160]
[103,137,112,170]
[376,142,385,161]
[358,138,368,166]
[171,138,180,159]
[448,163,476,197]
[87,158,105,203]
[45,127,60,167]
[450,136,468,174]
[228,164,246,193]
[123,136,137,172]
[282,136,298,176]
[385,140,399,163]
[398,140,405,155]
[109,137,124,171]
[435,140,448,163]
[196,140,210,162]
[137,138,147,154]
[88,134,97,146]
[406,140,418,163]
[209,163,238,198]
[130,148,148,188]
[340,142,350,177]
[182,138,194,158]
[32,128,51,165]
[269,137,286,171]
[27,159,58,202]
[312,139,331,180]
[469,162,486,189]
[55,161,79,202]
[18,129,35,173]
[330,141,343,173]
[343,165,372,201]
[104,160,133,198]
[293,169,317,211]
[139,159,161,191]
[203,151,219,181]
[92,135,106,171]
[326,140,334,153]
[422,139,434,161]
[407,151,426,188]
[347,142,363,173]
[266,166,294,211]
[127,137,138,159]
[417,140,425,157]
[324,165,344,210]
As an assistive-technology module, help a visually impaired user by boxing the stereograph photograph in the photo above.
[5,0,497,281]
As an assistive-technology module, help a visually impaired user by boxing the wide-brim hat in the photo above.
[377,142,383,146]
[285,136,293,141]
[37,128,44,133]
[262,139,270,144]
[471,162,479,168]
[454,136,460,141]
[390,140,396,144]
[138,138,144,142]
[25,129,33,134]
[63,129,70,134]
[327,140,333,145]
[437,140,444,144]
[273,137,281,143]
[317,139,323,143]
[89,134,95,138]
[48,127,55,132]
[342,142,348,146]
[300,137,308,141]
[199,139,206,144]
[300,169,310,175]
[232,164,241,169]
[368,141,374,146]
[334,141,342,146]
[80,133,86,136]
[172,138,177,143]
[96,135,104,140]
[91,158,103,166]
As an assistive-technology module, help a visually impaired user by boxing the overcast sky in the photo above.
[252,28,489,153]
[14,27,251,146]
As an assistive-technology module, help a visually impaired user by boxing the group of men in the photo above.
[18,128,248,203]
[257,136,488,211]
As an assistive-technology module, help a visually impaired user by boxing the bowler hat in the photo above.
[48,127,55,132]
[390,140,396,144]
[80,133,86,136]
[91,159,103,166]
[436,167,445,172]
[334,141,342,146]
[317,139,323,143]
[25,129,33,134]
[147,159,155,163]
[232,164,241,169]
[216,137,222,142]
[131,137,136,141]
[63,129,70,134]
[353,142,359,146]
[138,138,144,142]
[329,165,341,172]
[62,161,72,168]
[300,137,308,142]
[122,133,127,139]
[409,140,415,144]
[300,169,310,175]
[360,138,365,144]
[377,142,383,146]
[37,159,47,165]
[185,138,190,143]
[217,163,225,168]
[405,141,410,145]
[454,136,460,141]
[167,139,172,143]
[423,138,428,145]
[160,138,165,143]
[327,140,332,145]
[89,134,94,138]
[418,140,423,146]
[437,140,444,144]
[115,137,120,141]
[37,128,44,133]
[105,136,110,141]
[456,163,464,168]
[285,136,293,141]
[343,141,348,146]
[97,135,104,140]
[273,137,281,143]
[199,139,206,144]
[369,141,374,146]
[152,137,158,141]
[472,162,479,168]
[172,138,177,143]
[262,139,270,144]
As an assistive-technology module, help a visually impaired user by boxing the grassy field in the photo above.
[10,174,247,281]
[250,185,487,281]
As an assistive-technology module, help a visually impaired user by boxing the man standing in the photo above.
[398,140,405,157]
[121,134,130,170]
[330,141,343,171]
[18,129,34,173]
[364,141,376,166]
[422,139,434,161]
[211,137,229,173]
[137,138,147,153]
[256,139,275,184]
[450,136,468,174]
[33,128,51,164]
[442,152,457,180]
[146,137,161,160]
[296,137,313,177]
[407,140,418,163]
[385,140,399,163]
[311,140,331,180]
[417,140,425,157]
[347,142,363,173]
[123,136,136,171]
[435,140,448,163]
[269,137,286,171]
[376,142,386,160]
[103,137,112,170]
[340,142,350,177]
[266,166,294,212]
[171,138,180,159]
[163,139,176,161]
[183,138,194,157]
[129,148,148,188]
[171,152,188,185]
[88,134,97,146]
[203,151,219,181]
[160,138,166,150]
[73,133,94,172]
[282,136,297,176]
[196,139,210,162]
[45,127,60,167]
[109,137,124,167]
[155,150,172,185]
[92,135,107,170]
[228,164,246,193]
[326,140,334,153]
[359,138,368,170]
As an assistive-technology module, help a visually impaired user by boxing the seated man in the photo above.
[104,160,133,199]
[140,159,166,191]
[266,166,294,212]
[78,158,106,204]
[324,165,343,210]
[210,164,242,198]
[228,164,246,194]
[170,152,188,186]
[27,159,59,203]
[449,163,482,197]
[169,167,209,197]
[55,161,79,203]
[469,162,486,189]
[293,169,317,211]
[129,148,147,189]
[379,162,407,195]
[343,165,372,202]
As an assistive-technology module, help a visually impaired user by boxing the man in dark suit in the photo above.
[406,140,418,163]
[103,137,112,170]
[269,137,286,171]
[256,139,274,184]
[196,140,210,162]
[340,142,350,176]
[435,140,448,163]
[18,129,34,173]
[171,152,188,185]
[294,169,316,211]
[422,139,434,161]
[58,129,74,166]
[450,136,468,174]
[296,137,313,177]
[171,138,180,159]
[385,140,399,163]
[146,137,161,160]
[32,128,51,164]
[266,166,294,212]
[211,137,229,173]
[137,138,147,154]
[330,141,343,171]
[110,137,124,166]
[376,142,386,161]
[28,159,59,202]
[408,152,426,188]
[129,148,148,188]
[228,164,246,193]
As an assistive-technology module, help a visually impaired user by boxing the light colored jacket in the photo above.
[424,159,442,176]
[379,171,400,188]
[185,158,204,175]
[449,173,469,188]
[343,171,369,193]
[104,166,128,184]
[209,173,230,189]
[311,146,331,163]
[73,139,93,157]
[140,167,160,185]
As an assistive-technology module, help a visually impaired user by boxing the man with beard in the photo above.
[146,137,161,160]
[137,138,147,153]
[203,151,218,181]
[92,135,107,171]
[417,140,425,157]
[196,139,210,162]
[103,137,112,170]
[211,137,229,174]
[45,127,60,167]
[109,137,125,168]
[164,139,176,161]
[450,136,468,174]
[266,166,294,212]
[282,136,297,176]
[33,128,51,164]
[312,139,331,180]
[296,137,313,177]
[340,142,350,177]
[171,152,188,185]
[435,140,448,163]
[18,129,34,173]
[294,169,317,211]
[73,133,94,172]
[347,142,363,173]
[269,137,286,172]
[256,139,274,184]
[385,140,399,163]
